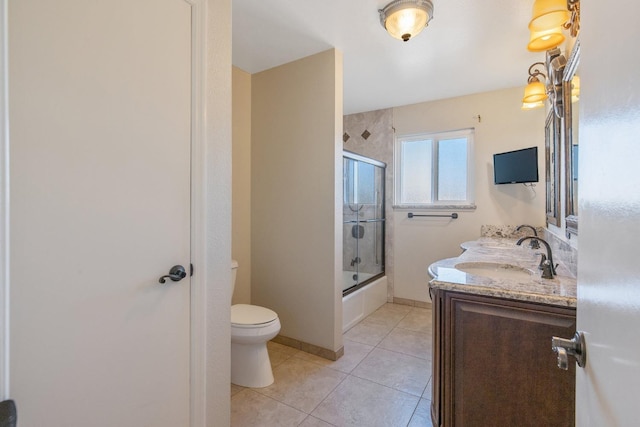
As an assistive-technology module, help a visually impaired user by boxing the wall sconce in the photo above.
[528,26,565,52]
[521,100,545,110]
[527,0,580,51]
[529,0,569,33]
[379,0,434,42]
[522,62,548,106]
[564,0,580,37]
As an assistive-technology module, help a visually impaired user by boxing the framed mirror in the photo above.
[563,39,580,236]
[545,110,561,226]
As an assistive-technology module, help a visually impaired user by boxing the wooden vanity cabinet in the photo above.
[431,289,576,427]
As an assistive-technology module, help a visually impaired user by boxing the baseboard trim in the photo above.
[392,297,432,309]
[272,335,344,361]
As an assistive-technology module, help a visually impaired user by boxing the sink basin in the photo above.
[454,262,533,280]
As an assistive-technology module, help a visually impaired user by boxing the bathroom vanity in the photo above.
[429,237,577,427]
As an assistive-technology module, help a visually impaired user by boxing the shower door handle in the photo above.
[344,219,385,224]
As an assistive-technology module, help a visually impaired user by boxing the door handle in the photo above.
[159,265,187,283]
[552,331,586,370]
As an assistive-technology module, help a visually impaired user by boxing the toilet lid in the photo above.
[231,304,278,326]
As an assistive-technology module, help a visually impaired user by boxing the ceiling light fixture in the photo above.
[522,62,548,106]
[379,0,434,42]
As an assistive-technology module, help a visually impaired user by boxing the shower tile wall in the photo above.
[344,108,394,301]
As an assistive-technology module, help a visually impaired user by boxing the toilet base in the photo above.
[231,341,274,388]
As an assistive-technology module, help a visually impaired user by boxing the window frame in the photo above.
[394,128,475,209]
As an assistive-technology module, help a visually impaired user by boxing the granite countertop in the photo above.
[428,237,577,307]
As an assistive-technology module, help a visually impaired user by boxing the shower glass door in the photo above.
[343,151,385,295]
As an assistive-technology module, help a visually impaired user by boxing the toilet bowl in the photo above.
[230,261,281,388]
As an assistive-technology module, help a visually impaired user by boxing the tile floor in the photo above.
[231,303,434,427]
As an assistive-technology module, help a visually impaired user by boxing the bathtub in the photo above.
[342,274,387,333]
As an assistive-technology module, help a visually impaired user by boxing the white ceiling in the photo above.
[232,0,544,115]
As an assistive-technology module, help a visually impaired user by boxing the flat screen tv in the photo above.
[493,146,539,185]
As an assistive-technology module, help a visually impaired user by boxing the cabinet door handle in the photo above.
[551,331,586,369]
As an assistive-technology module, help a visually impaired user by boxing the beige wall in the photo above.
[251,49,344,352]
[392,87,546,302]
[232,66,252,304]
[205,0,233,423]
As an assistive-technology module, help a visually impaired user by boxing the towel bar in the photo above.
[407,212,458,219]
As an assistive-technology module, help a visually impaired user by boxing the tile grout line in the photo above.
[404,397,423,427]
[232,303,434,426]
[341,338,376,374]
[296,322,382,420]
[390,309,428,427]
[246,388,311,420]
[295,305,418,423]
[374,342,432,361]
[297,414,338,427]
[302,369,350,423]
[347,370,427,400]
[250,355,351,419]
[334,308,433,401]
[350,317,431,398]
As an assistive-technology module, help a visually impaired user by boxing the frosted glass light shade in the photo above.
[528,26,565,51]
[523,80,548,103]
[521,100,545,110]
[380,0,434,42]
[529,0,570,32]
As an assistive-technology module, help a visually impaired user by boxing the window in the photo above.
[395,129,474,207]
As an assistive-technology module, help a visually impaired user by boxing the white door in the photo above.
[9,0,193,425]
[575,0,640,425]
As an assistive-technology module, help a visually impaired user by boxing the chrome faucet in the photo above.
[517,236,557,278]
[516,224,540,249]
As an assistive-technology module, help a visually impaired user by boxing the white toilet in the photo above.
[231,260,281,388]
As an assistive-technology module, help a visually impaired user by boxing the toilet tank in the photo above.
[231,260,239,297]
